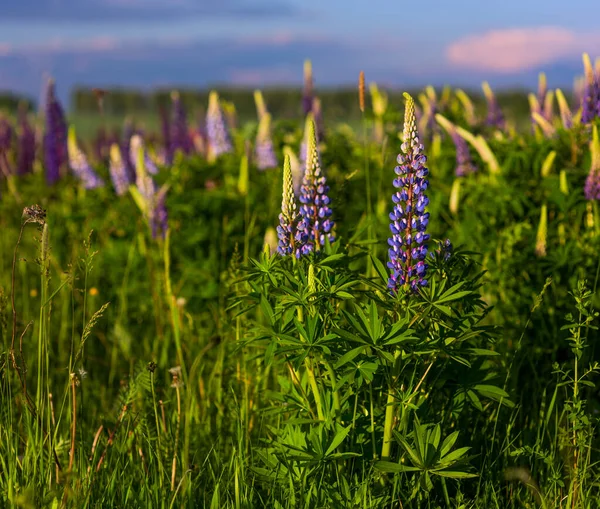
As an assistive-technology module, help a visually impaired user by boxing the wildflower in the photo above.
[277,155,299,256]
[263,226,278,255]
[169,366,184,388]
[132,135,168,239]
[581,53,599,123]
[535,204,548,257]
[121,118,136,181]
[206,91,233,159]
[296,118,335,255]
[283,146,303,196]
[584,125,600,201]
[451,130,477,177]
[0,117,14,176]
[387,93,430,293]
[170,91,193,157]
[159,105,173,164]
[302,60,313,116]
[129,135,158,175]
[255,113,278,170]
[482,82,505,130]
[109,144,132,196]
[67,127,104,189]
[43,79,68,184]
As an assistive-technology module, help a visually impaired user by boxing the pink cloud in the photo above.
[447,27,600,72]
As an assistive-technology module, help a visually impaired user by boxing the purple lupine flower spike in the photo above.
[121,118,136,181]
[170,91,192,157]
[206,91,233,159]
[43,79,68,184]
[387,93,430,294]
[451,130,477,177]
[67,127,104,189]
[17,108,35,176]
[255,113,278,170]
[159,105,173,165]
[302,60,313,117]
[109,143,131,196]
[482,82,505,130]
[132,134,168,239]
[585,125,600,201]
[295,117,334,256]
[0,117,14,176]
[581,53,599,124]
[277,154,299,256]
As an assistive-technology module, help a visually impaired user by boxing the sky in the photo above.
[0,0,599,103]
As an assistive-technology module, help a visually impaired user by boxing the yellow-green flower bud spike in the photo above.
[402,92,417,150]
[535,204,547,257]
[257,113,272,142]
[238,153,249,196]
[450,178,461,215]
[541,150,557,178]
[482,81,494,103]
[528,93,540,114]
[263,227,278,256]
[281,154,296,220]
[543,90,554,118]
[455,89,476,125]
[555,89,574,128]
[109,143,122,165]
[532,112,556,137]
[590,125,600,172]
[559,169,569,195]
[254,89,267,119]
[583,53,594,82]
[304,59,312,82]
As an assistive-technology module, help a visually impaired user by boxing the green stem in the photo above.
[381,350,401,459]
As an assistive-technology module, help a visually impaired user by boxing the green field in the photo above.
[1,82,599,508]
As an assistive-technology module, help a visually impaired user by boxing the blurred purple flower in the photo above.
[43,79,68,185]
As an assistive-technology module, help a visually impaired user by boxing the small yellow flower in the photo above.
[89,287,99,296]
[30,289,38,298]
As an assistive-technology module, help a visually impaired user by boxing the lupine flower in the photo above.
[451,130,476,177]
[283,146,302,196]
[17,109,35,176]
[482,82,505,130]
[121,118,136,181]
[535,204,548,257]
[206,91,233,159]
[302,60,313,116]
[277,155,299,256]
[555,89,573,129]
[67,127,104,189]
[581,53,599,123]
[455,89,477,126]
[159,105,173,164]
[312,97,325,141]
[431,238,452,261]
[132,135,168,239]
[299,113,321,168]
[295,118,334,256]
[584,125,600,201]
[43,79,68,184]
[254,89,268,119]
[255,113,278,170]
[129,135,158,175]
[387,93,430,293]
[170,91,193,157]
[0,117,13,176]
[109,143,131,196]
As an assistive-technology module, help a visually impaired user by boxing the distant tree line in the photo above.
[0,93,35,113]
[69,86,534,123]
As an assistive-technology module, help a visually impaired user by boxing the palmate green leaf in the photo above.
[334,346,368,369]
[440,431,460,458]
[260,295,275,326]
[474,384,514,407]
[324,425,352,457]
[437,446,471,466]
[395,434,424,468]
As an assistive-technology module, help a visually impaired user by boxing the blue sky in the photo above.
[0,0,599,102]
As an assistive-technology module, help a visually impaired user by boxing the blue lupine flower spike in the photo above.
[295,117,334,256]
[387,93,430,293]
